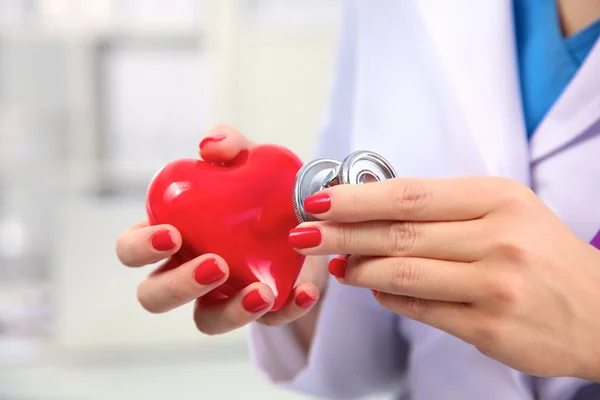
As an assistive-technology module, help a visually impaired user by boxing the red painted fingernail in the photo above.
[295,292,317,308]
[193,258,225,285]
[372,290,378,296]
[199,134,226,149]
[304,193,331,215]
[328,256,348,278]
[243,290,270,313]
[288,227,322,249]
[150,230,176,251]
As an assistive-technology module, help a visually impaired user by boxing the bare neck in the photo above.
[556,0,600,37]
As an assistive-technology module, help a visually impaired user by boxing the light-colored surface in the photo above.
[0,351,390,400]
[0,354,313,400]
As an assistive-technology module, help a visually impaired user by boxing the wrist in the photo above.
[576,350,600,383]
[575,246,600,382]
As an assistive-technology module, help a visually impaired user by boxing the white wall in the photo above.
[236,24,338,160]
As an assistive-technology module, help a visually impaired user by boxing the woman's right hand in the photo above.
[115,125,328,335]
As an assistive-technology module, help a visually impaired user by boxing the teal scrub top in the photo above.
[513,0,600,139]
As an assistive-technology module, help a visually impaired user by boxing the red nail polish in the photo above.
[199,134,227,150]
[328,256,347,278]
[242,290,270,312]
[288,227,322,249]
[151,230,176,251]
[193,258,225,285]
[303,193,331,215]
[372,290,378,296]
[295,292,317,308]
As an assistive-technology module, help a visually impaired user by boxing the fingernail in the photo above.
[199,134,226,150]
[242,290,270,313]
[372,290,378,296]
[288,227,322,249]
[328,256,348,279]
[303,193,331,215]
[193,258,225,285]
[151,230,176,251]
[295,292,317,308]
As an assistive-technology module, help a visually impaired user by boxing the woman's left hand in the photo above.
[288,176,600,381]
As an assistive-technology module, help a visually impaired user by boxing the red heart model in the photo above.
[145,144,305,312]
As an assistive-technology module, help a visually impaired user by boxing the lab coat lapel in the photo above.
[530,39,600,162]
[413,0,530,183]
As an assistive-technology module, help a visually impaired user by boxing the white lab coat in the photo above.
[248,1,600,399]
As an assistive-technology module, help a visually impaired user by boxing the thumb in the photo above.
[199,124,255,163]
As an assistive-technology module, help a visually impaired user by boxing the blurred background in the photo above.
[0,1,385,399]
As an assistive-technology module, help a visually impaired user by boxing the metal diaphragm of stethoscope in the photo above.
[292,150,398,223]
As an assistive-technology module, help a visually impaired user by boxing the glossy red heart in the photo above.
[145,144,305,312]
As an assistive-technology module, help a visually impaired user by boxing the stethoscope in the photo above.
[293,151,600,250]
[293,151,397,223]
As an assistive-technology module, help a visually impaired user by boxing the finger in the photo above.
[305,176,510,223]
[340,256,483,302]
[198,124,255,163]
[137,254,229,314]
[116,222,182,267]
[289,219,484,261]
[258,283,320,326]
[374,292,478,345]
[194,283,274,335]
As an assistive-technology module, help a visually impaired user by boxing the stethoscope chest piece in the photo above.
[292,150,397,223]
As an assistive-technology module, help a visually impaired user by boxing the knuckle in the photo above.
[347,187,361,217]
[387,222,418,255]
[406,297,428,321]
[193,307,220,336]
[506,193,533,214]
[389,258,421,293]
[115,235,137,267]
[471,317,504,353]
[136,283,160,314]
[493,236,532,265]
[497,181,536,213]
[484,271,525,308]
[194,318,218,336]
[335,224,358,251]
[389,180,432,216]
[165,275,186,305]
[196,325,220,336]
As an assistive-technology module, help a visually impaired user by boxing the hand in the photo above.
[289,176,600,380]
[116,125,328,335]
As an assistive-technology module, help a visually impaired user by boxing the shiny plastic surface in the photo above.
[145,145,305,312]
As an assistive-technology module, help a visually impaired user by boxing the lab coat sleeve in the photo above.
[248,278,408,399]
[534,377,600,400]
